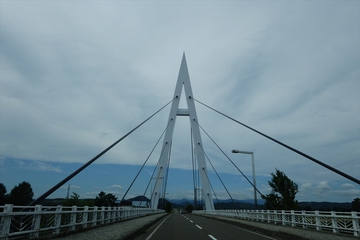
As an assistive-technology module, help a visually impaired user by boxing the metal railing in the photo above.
[193,209,360,236]
[0,204,164,239]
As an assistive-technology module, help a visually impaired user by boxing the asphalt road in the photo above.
[134,212,278,240]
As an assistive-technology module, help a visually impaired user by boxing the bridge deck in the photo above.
[55,213,356,240]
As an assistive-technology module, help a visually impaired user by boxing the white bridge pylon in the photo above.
[150,54,215,210]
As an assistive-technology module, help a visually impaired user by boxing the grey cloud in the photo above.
[0,1,359,202]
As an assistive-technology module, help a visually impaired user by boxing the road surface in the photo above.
[134,212,278,240]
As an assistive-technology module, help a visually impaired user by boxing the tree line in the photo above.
[1,169,359,211]
[0,182,118,207]
[0,181,34,206]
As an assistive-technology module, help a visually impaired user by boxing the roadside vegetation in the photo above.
[1,181,359,211]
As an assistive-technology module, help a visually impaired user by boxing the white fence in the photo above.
[193,209,360,237]
[0,204,164,239]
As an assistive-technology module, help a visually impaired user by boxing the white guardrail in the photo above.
[193,209,360,237]
[0,204,164,239]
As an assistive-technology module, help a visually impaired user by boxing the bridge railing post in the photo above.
[112,207,116,221]
[92,206,98,227]
[30,205,42,239]
[258,209,261,221]
[281,210,286,226]
[53,205,62,235]
[291,210,296,227]
[1,204,13,239]
[275,210,280,224]
[119,207,124,221]
[107,206,112,223]
[315,210,321,230]
[330,211,339,233]
[118,207,122,221]
[70,206,77,231]
[352,211,359,236]
[301,210,307,229]
[266,210,270,223]
[104,207,109,224]
[100,206,105,225]
[122,208,126,220]
[82,206,89,228]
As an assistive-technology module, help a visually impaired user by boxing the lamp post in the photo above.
[232,150,258,209]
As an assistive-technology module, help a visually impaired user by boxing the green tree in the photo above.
[8,181,34,205]
[94,191,117,207]
[262,168,298,210]
[352,198,360,211]
[0,183,7,205]
[63,192,81,206]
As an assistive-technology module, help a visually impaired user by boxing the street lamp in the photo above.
[232,150,258,209]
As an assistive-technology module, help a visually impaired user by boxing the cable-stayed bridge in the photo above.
[1,54,359,239]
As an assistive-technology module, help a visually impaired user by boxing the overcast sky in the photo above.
[1,1,359,204]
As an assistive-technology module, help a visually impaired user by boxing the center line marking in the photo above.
[190,220,193,223]
[196,224,202,229]
[208,235,217,240]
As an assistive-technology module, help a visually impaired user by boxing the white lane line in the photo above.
[145,215,171,240]
[189,220,193,223]
[208,235,217,240]
[196,224,202,229]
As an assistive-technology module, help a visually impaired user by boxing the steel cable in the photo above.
[194,98,360,185]
[29,99,173,206]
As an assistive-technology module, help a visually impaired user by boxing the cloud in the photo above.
[340,183,354,189]
[12,160,62,173]
[27,161,62,173]
[299,183,313,191]
[0,1,359,202]
[333,188,360,200]
[110,184,123,190]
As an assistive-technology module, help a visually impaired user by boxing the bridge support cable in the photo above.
[196,120,276,210]
[191,129,202,210]
[120,119,172,204]
[140,140,170,208]
[28,100,173,206]
[161,141,172,209]
[149,139,174,208]
[195,120,269,201]
[194,99,360,185]
[197,143,234,208]
[199,164,220,206]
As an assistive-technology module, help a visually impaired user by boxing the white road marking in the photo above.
[208,235,217,240]
[145,215,171,240]
[196,224,202,229]
[190,220,193,223]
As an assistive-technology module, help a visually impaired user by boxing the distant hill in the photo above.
[40,198,65,206]
[298,202,352,211]
[169,198,194,205]
[127,196,150,202]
